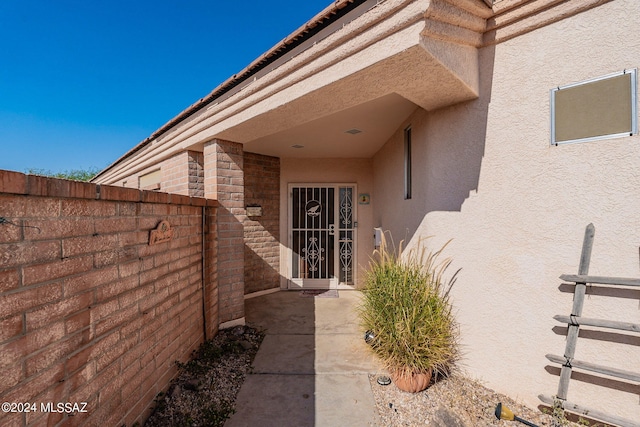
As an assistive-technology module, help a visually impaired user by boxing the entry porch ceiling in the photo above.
[242,93,417,158]
[217,42,480,159]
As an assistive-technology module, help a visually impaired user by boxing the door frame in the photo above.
[287,183,357,290]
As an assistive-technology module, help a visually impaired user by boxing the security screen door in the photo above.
[290,185,355,289]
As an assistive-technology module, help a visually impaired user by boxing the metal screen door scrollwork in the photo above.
[292,187,334,283]
[338,187,353,284]
[291,185,355,287]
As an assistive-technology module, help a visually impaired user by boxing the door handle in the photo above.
[328,224,335,235]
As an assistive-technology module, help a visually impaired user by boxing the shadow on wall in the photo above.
[373,45,496,246]
[543,365,640,397]
[539,362,640,427]
[555,283,640,347]
[545,282,640,400]
[243,152,280,295]
[244,245,281,293]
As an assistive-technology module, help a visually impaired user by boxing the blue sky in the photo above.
[0,0,331,174]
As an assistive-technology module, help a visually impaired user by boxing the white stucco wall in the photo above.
[280,158,375,289]
[374,0,640,419]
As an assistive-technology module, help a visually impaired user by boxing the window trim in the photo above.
[550,69,637,146]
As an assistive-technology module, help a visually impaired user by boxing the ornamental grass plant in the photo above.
[359,233,459,386]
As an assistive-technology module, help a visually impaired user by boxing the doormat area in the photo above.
[299,289,339,298]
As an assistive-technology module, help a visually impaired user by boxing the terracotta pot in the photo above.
[391,369,433,393]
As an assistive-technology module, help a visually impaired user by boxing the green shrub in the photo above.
[26,167,100,182]
[359,233,459,380]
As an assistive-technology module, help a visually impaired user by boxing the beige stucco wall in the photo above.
[374,0,640,419]
[280,158,374,289]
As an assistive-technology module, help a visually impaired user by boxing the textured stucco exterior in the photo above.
[374,0,640,419]
[92,0,639,419]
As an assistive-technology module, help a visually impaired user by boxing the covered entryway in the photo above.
[289,184,356,289]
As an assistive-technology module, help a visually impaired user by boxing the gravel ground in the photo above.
[143,325,264,427]
[142,324,605,427]
[369,372,607,427]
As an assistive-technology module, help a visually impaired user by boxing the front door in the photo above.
[289,185,355,289]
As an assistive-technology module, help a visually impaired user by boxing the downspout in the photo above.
[201,205,208,341]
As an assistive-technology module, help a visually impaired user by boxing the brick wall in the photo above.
[161,152,189,195]
[0,170,218,427]
[161,151,204,197]
[243,153,280,294]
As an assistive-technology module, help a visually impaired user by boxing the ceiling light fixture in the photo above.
[345,128,362,135]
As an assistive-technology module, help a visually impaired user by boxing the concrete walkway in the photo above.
[225,290,384,427]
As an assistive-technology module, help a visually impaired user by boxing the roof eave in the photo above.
[92,0,366,182]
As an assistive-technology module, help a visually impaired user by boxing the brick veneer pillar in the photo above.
[188,151,205,197]
[243,153,280,294]
[203,139,245,325]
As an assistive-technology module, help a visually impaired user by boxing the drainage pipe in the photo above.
[200,206,208,341]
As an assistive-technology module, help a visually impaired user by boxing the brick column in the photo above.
[203,139,245,325]
[188,151,205,197]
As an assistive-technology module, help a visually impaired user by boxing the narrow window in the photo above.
[404,126,412,200]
